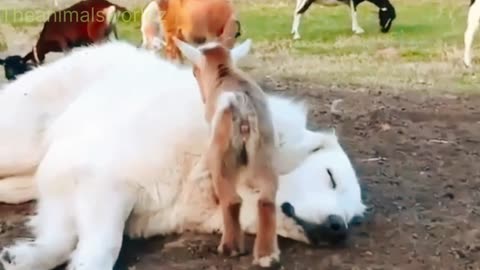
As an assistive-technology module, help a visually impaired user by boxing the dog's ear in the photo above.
[0,58,4,65]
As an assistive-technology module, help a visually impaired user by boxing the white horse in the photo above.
[0,40,366,270]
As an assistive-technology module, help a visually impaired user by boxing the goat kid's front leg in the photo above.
[164,30,185,63]
[350,0,364,34]
[252,165,280,268]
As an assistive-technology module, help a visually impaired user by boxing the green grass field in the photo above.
[1,0,479,92]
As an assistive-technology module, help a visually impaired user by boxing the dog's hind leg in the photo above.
[0,194,77,270]
[68,178,135,270]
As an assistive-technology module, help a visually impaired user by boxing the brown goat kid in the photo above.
[174,37,281,268]
[24,0,128,65]
[144,0,241,61]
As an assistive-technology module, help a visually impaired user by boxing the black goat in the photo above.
[0,55,33,81]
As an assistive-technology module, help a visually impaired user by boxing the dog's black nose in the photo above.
[302,215,349,246]
[326,215,347,235]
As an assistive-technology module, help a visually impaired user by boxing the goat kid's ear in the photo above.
[173,37,203,66]
[220,14,241,48]
[230,38,252,64]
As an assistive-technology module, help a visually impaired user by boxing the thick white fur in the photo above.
[141,0,165,51]
[464,0,480,67]
[0,41,366,270]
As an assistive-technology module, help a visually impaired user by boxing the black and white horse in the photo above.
[464,0,480,67]
[291,0,396,40]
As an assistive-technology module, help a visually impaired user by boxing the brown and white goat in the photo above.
[174,38,280,268]
[141,0,241,61]
[23,0,127,65]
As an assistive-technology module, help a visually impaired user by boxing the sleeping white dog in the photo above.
[0,40,366,270]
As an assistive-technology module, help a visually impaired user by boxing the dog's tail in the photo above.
[0,175,37,204]
[0,58,4,65]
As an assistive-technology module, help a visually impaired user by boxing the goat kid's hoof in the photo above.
[292,34,301,40]
[464,60,472,68]
[252,250,281,269]
[217,242,246,257]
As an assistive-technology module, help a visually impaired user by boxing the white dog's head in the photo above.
[276,130,366,246]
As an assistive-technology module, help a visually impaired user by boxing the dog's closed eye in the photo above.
[327,169,336,189]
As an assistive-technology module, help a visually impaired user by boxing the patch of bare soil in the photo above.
[1,81,480,270]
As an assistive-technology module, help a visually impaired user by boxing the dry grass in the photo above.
[1,0,479,93]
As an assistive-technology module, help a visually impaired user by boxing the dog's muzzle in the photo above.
[281,202,364,246]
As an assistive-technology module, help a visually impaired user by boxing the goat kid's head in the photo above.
[173,37,252,102]
[0,55,33,81]
[374,0,396,33]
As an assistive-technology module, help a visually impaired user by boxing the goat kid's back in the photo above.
[210,89,274,174]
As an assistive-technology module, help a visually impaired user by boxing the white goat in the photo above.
[464,0,480,67]
[0,41,366,270]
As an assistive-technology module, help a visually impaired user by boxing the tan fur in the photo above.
[157,0,240,61]
[195,44,280,267]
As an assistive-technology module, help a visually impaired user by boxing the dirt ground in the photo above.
[0,79,479,270]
